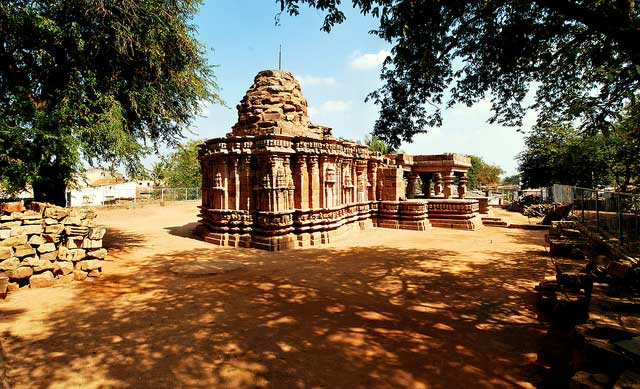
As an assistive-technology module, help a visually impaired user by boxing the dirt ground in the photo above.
[1,201,553,389]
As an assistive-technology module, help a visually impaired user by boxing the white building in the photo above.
[67,181,137,207]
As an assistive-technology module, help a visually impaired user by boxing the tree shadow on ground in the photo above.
[164,222,201,241]
[2,233,552,388]
[102,227,147,255]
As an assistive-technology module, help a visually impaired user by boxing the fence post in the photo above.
[595,190,600,230]
[581,189,584,223]
[185,187,188,200]
[618,193,623,243]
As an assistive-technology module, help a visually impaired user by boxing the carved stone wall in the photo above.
[197,70,478,250]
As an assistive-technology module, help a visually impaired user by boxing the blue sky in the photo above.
[170,0,536,176]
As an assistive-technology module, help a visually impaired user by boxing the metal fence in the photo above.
[156,187,202,203]
[66,186,201,207]
[542,184,640,248]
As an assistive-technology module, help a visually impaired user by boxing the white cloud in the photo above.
[298,75,337,87]
[320,100,351,113]
[308,106,319,116]
[349,49,391,70]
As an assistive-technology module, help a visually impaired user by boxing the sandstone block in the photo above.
[21,224,43,235]
[82,239,102,249]
[65,225,89,236]
[37,243,56,253]
[0,257,19,271]
[16,210,42,220]
[44,206,69,220]
[42,233,60,243]
[61,216,81,226]
[57,273,74,283]
[80,219,96,227]
[13,245,36,258]
[79,259,102,271]
[26,201,49,212]
[66,236,84,249]
[0,221,21,228]
[87,227,107,240]
[56,261,74,275]
[0,202,24,213]
[57,246,69,260]
[22,219,44,225]
[39,251,58,261]
[22,256,42,267]
[33,260,55,273]
[43,218,58,225]
[0,246,13,260]
[30,271,55,288]
[73,270,88,281]
[7,282,20,292]
[45,224,65,234]
[0,235,27,247]
[69,249,86,262]
[12,266,33,279]
[87,248,108,259]
[28,235,46,246]
[88,269,101,277]
[9,225,25,237]
[0,229,10,239]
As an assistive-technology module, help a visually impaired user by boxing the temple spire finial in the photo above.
[278,45,282,70]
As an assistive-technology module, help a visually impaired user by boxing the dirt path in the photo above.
[1,202,551,388]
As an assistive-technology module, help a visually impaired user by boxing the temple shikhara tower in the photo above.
[197,70,487,250]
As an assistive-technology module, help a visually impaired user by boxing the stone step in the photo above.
[482,220,509,227]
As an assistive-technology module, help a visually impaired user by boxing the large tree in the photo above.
[161,140,202,188]
[278,0,640,148]
[0,0,219,204]
[466,155,504,189]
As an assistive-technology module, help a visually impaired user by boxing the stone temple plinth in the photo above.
[197,70,478,250]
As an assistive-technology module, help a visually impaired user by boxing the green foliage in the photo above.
[502,174,521,186]
[518,124,611,188]
[278,0,640,148]
[364,134,391,154]
[0,0,220,204]
[160,140,202,188]
[466,156,505,189]
[517,110,640,191]
[467,155,504,189]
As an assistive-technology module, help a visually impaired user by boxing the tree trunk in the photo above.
[32,161,70,206]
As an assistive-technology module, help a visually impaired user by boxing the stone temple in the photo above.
[197,70,489,250]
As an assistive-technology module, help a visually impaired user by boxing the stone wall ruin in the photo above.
[0,201,107,295]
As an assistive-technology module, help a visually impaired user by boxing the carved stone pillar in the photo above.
[295,156,308,209]
[241,156,252,210]
[406,172,418,199]
[222,159,229,209]
[433,173,443,196]
[457,172,468,199]
[232,157,239,210]
[419,173,432,198]
[319,156,328,208]
[368,162,378,201]
[308,156,319,209]
[442,171,454,199]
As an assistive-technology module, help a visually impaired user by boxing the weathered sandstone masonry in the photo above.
[0,202,107,294]
[197,70,479,250]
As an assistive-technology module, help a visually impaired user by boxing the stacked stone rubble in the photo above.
[0,202,107,293]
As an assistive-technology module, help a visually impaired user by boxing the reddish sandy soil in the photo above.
[1,202,552,388]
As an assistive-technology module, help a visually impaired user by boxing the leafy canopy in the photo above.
[517,112,640,191]
[278,0,640,148]
[466,156,504,189]
[160,140,203,188]
[0,0,220,203]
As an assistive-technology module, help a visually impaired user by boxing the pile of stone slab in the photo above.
[0,201,107,295]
